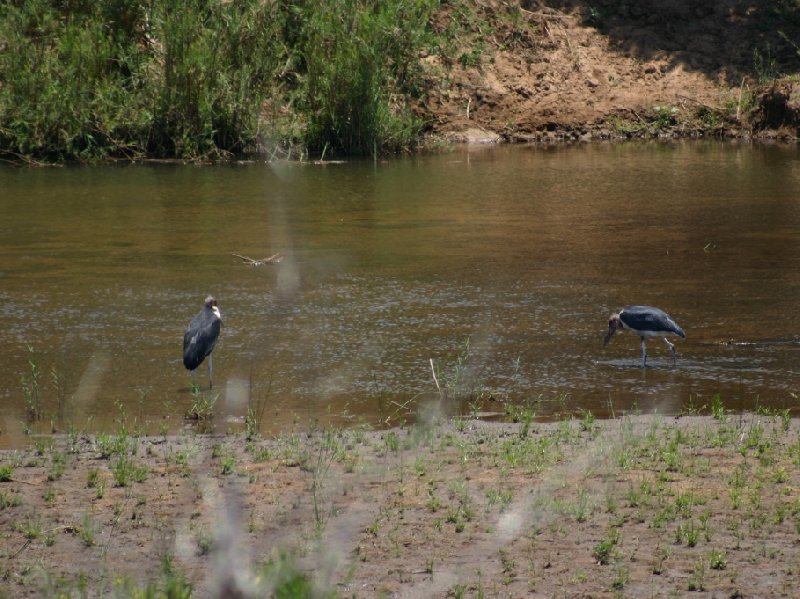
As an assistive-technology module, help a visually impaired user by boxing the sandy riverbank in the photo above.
[1,407,799,597]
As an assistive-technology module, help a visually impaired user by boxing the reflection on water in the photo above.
[1,142,799,447]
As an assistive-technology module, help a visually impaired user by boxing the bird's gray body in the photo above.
[617,305,685,339]
[183,296,222,387]
[604,305,684,367]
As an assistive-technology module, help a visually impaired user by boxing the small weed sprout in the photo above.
[385,431,400,453]
[19,514,43,540]
[753,44,779,84]
[188,387,217,421]
[195,527,213,556]
[710,394,726,420]
[430,337,487,401]
[79,513,96,547]
[33,436,54,456]
[246,374,273,440]
[579,409,595,433]
[688,559,706,591]
[709,549,727,570]
[95,432,132,459]
[111,455,148,487]
[486,487,513,512]
[572,486,594,523]
[611,560,629,591]
[652,545,670,575]
[48,452,65,481]
[592,528,621,565]
[676,519,700,547]
[21,345,43,422]
[134,386,152,433]
[0,465,13,482]
[257,549,316,597]
[220,455,235,475]
[51,363,70,425]
[86,469,99,488]
[651,105,678,130]
[309,429,340,538]
[506,398,536,438]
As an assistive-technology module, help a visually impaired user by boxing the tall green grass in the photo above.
[0,0,439,162]
[296,0,437,157]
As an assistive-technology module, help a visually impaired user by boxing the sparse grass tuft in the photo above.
[246,375,273,441]
[0,464,13,482]
[0,490,23,509]
[592,528,621,565]
[188,387,217,421]
[709,549,727,570]
[95,432,133,459]
[111,455,148,487]
[78,513,96,547]
[579,409,596,433]
[20,346,43,422]
[114,554,193,597]
[711,394,726,419]
[431,337,484,401]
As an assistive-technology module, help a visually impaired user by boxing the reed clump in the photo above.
[0,0,441,162]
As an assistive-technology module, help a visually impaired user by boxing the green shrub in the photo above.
[296,0,437,157]
[0,0,439,161]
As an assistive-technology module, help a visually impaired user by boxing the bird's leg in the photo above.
[663,338,677,366]
[208,354,213,389]
[640,337,647,368]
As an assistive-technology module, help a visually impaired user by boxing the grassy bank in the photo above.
[0,405,798,597]
[2,0,539,162]
[0,0,442,162]
[3,1,800,163]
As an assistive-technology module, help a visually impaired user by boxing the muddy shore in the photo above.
[1,409,798,597]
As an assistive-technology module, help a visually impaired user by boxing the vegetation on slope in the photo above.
[0,0,441,161]
[2,0,800,163]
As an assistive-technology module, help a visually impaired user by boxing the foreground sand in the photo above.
[1,409,799,597]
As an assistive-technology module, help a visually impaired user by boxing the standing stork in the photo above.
[183,296,222,388]
[604,305,685,368]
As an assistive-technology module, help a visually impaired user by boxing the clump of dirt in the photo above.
[421,0,800,143]
[1,412,798,597]
[751,79,800,132]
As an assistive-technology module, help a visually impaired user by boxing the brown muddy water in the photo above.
[1,142,799,447]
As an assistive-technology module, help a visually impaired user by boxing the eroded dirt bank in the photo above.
[422,0,800,144]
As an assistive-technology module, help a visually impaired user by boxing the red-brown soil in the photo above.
[422,0,800,144]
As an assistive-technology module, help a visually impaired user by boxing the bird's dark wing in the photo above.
[621,305,685,337]
[183,311,221,370]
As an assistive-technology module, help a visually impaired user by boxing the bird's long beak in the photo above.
[603,322,617,347]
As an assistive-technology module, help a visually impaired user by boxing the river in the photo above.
[1,141,798,447]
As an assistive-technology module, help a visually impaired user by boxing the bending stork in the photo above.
[604,305,685,368]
